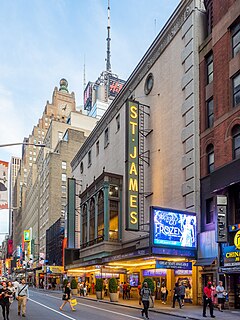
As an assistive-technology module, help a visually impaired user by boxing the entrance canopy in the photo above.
[194,258,216,266]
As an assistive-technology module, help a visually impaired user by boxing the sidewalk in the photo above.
[75,293,240,320]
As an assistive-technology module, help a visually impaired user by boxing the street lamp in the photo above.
[0,142,46,148]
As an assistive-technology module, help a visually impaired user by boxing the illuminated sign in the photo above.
[24,230,30,242]
[234,230,240,249]
[151,207,197,249]
[156,260,192,270]
[0,160,8,209]
[125,100,139,231]
[223,245,240,266]
[142,269,167,277]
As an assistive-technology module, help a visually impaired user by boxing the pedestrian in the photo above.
[7,282,14,305]
[119,282,123,298]
[60,282,76,311]
[126,282,131,299]
[179,282,186,306]
[16,278,29,317]
[12,279,19,300]
[77,282,81,296]
[211,282,218,308]
[172,282,182,309]
[140,282,153,320]
[216,280,225,312]
[0,281,12,320]
[123,282,127,300]
[203,281,215,318]
[161,282,168,304]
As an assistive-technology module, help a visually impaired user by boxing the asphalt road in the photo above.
[6,289,186,320]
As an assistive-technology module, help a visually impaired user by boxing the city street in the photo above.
[7,289,185,320]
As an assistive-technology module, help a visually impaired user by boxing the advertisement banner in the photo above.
[125,100,139,231]
[84,82,93,111]
[0,160,8,209]
[108,76,125,98]
[142,269,167,277]
[151,206,197,249]
[216,195,227,243]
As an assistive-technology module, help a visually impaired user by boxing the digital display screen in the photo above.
[128,273,139,287]
[152,207,196,249]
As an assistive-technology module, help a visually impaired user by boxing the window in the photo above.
[62,161,67,170]
[232,125,240,159]
[109,185,119,198]
[104,127,109,147]
[62,185,66,194]
[96,141,99,156]
[89,198,95,241]
[206,0,213,36]
[206,198,214,224]
[144,73,154,95]
[116,114,120,132]
[58,131,63,140]
[233,73,240,107]
[207,98,214,128]
[232,22,240,57]
[88,150,92,166]
[62,173,67,182]
[206,53,213,84]
[206,144,214,174]
[97,191,104,239]
[80,162,84,174]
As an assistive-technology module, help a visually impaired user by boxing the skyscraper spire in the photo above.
[106,0,111,73]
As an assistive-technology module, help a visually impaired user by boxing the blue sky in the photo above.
[0,0,180,241]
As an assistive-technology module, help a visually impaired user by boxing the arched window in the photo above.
[206,144,214,173]
[82,204,87,245]
[97,191,104,239]
[232,125,240,159]
[89,198,95,241]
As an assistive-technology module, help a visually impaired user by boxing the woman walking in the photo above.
[0,281,13,320]
[60,282,76,311]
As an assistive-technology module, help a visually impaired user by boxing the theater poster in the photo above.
[0,160,8,209]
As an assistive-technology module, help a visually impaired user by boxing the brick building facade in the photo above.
[198,0,240,309]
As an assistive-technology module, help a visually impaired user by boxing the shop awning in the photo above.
[194,258,216,266]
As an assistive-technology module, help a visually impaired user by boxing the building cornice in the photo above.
[71,0,193,171]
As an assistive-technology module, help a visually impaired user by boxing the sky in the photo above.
[0,0,180,243]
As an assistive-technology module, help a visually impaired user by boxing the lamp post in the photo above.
[0,142,46,148]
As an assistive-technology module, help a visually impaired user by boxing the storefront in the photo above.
[36,266,64,289]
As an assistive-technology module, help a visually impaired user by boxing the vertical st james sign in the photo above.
[126,100,139,231]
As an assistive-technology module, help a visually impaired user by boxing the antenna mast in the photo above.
[106,0,111,73]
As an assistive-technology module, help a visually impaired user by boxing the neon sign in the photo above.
[126,100,139,231]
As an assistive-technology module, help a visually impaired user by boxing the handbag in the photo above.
[70,298,77,307]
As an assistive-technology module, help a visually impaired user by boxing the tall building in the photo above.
[199,0,240,309]
[12,80,98,270]
[83,1,125,119]
[9,157,21,238]
[65,0,205,305]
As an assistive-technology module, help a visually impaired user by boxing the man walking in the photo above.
[203,282,215,318]
[140,282,153,319]
[179,282,186,307]
[216,280,225,312]
[16,278,29,317]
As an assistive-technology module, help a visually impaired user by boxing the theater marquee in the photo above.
[126,100,139,231]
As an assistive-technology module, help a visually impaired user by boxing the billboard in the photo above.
[84,82,93,111]
[151,207,197,249]
[125,100,139,231]
[108,76,125,98]
[0,160,8,209]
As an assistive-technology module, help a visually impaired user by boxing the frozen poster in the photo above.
[153,207,196,248]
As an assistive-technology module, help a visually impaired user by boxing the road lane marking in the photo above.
[30,291,143,319]
[29,298,78,320]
